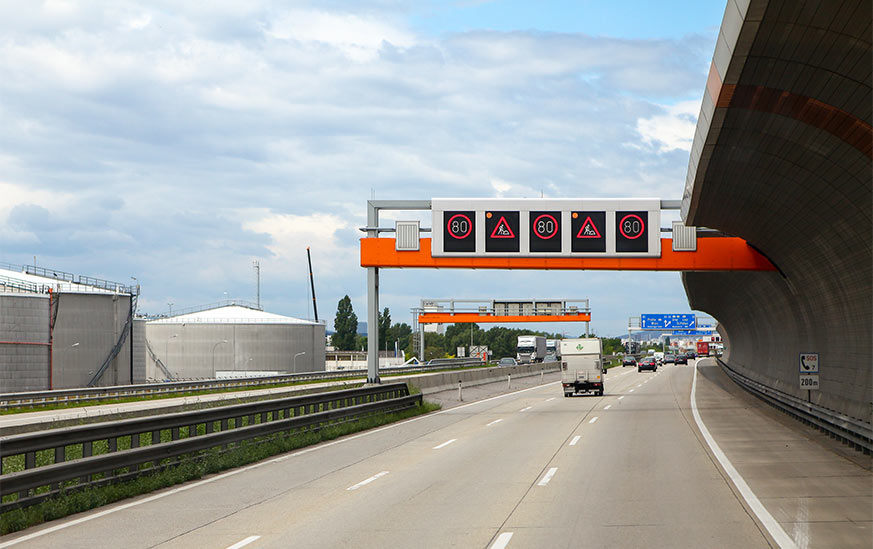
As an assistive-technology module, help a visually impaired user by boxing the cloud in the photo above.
[635,99,701,153]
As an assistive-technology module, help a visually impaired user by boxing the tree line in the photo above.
[333,295,625,360]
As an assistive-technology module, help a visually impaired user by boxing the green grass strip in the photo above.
[0,400,440,535]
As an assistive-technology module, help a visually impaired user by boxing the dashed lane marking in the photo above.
[538,467,558,486]
[569,435,581,446]
[432,439,457,450]
[490,532,514,549]
[588,417,599,424]
[347,471,389,491]
[226,536,261,549]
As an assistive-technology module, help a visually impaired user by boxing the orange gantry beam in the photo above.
[418,312,591,324]
[361,237,776,271]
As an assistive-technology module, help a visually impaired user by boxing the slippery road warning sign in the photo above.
[486,211,519,252]
[572,211,606,252]
[529,211,561,253]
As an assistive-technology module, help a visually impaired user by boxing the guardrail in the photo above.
[0,359,485,411]
[0,383,419,511]
[717,359,871,454]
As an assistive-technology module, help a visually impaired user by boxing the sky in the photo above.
[0,0,727,337]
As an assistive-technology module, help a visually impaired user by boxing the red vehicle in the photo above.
[697,341,710,357]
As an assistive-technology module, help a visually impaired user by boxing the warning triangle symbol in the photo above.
[490,216,516,238]
[576,216,602,239]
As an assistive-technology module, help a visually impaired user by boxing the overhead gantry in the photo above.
[360,198,775,383]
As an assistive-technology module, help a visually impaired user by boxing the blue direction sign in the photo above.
[641,314,696,330]
[672,330,714,335]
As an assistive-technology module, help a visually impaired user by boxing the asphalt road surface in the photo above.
[2,359,870,548]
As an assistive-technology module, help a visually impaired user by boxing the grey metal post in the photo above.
[367,201,380,384]
[419,322,425,362]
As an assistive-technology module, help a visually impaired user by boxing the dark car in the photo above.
[686,351,697,359]
[674,354,688,365]
[622,356,637,367]
[638,357,657,372]
[497,357,518,367]
[664,353,676,364]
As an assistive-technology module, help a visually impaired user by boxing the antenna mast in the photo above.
[306,247,318,322]
[253,260,260,309]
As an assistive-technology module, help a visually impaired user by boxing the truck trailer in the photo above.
[560,338,605,397]
[517,335,547,363]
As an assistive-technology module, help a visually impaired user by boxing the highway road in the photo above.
[2,359,870,548]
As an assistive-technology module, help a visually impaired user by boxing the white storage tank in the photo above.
[145,302,325,380]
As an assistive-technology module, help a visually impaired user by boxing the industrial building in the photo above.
[0,262,141,392]
[145,302,325,379]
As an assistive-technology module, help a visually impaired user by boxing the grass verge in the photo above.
[0,399,440,536]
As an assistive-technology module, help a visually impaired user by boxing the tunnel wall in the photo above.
[682,0,872,423]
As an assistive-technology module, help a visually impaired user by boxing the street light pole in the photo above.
[293,351,306,372]
[212,339,229,377]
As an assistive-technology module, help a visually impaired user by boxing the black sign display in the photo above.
[616,211,648,252]
[571,211,606,252]
[485,211,519,253]
[529,211,561,252]
[443,211,475,252]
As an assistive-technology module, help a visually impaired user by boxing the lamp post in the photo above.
[212,339,229,377]
[166,334,177,370]
[293,351,306,372]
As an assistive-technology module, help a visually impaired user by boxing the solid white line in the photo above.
[226,536,261,549]
[538,467,558,486]
[691,364,796,549]
[569,435,581,446]
[618,396,625,400]
[432,438,457,450]
[487,418,503,426]
[604,405,612,410]
[347,471,389,491]
[0,381,561,547]
[490,532,514,549]
[588,416,599,424]
[519,406,532,412]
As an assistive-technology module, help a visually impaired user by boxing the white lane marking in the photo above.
[618,396,625,400]
[520,406,532,412]
[226,536,261,549]
[490,532,514,549]
[545,397,556,402]
[487,418,503,426]
[347,471,389,491]
[588,416,599,424]
[629,389,635,393]
[569,435,581,446]
[432,439,457,450]
[691,364,796,549]
[537,467,558,486]
[0,381,562,548]
[604,405,612,410]
[637,384,643,387]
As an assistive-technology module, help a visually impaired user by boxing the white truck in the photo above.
[545,339,561,361]
[560,338,605,397]
[516,335,547,363]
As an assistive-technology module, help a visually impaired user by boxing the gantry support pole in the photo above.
[367,201,380,384]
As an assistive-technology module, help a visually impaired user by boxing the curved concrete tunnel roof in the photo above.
[680,0,871,420]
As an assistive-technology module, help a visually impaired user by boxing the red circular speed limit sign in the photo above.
[446,213,473,239]
[618,213,645,240]
[532,213,559,239]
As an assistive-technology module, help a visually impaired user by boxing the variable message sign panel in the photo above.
[432,198,660,257]
[640,313,696,330]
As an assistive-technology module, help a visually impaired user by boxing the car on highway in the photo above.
[622,356,637,367]
[664,353,676,364]
[638,357,657,372]
[686,351,697,359]
[674,354,688,365]
[497,357,518,367]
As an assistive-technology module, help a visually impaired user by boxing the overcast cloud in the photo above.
[0,1,719,336]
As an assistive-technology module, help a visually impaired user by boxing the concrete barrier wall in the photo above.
[394,363,561,394]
